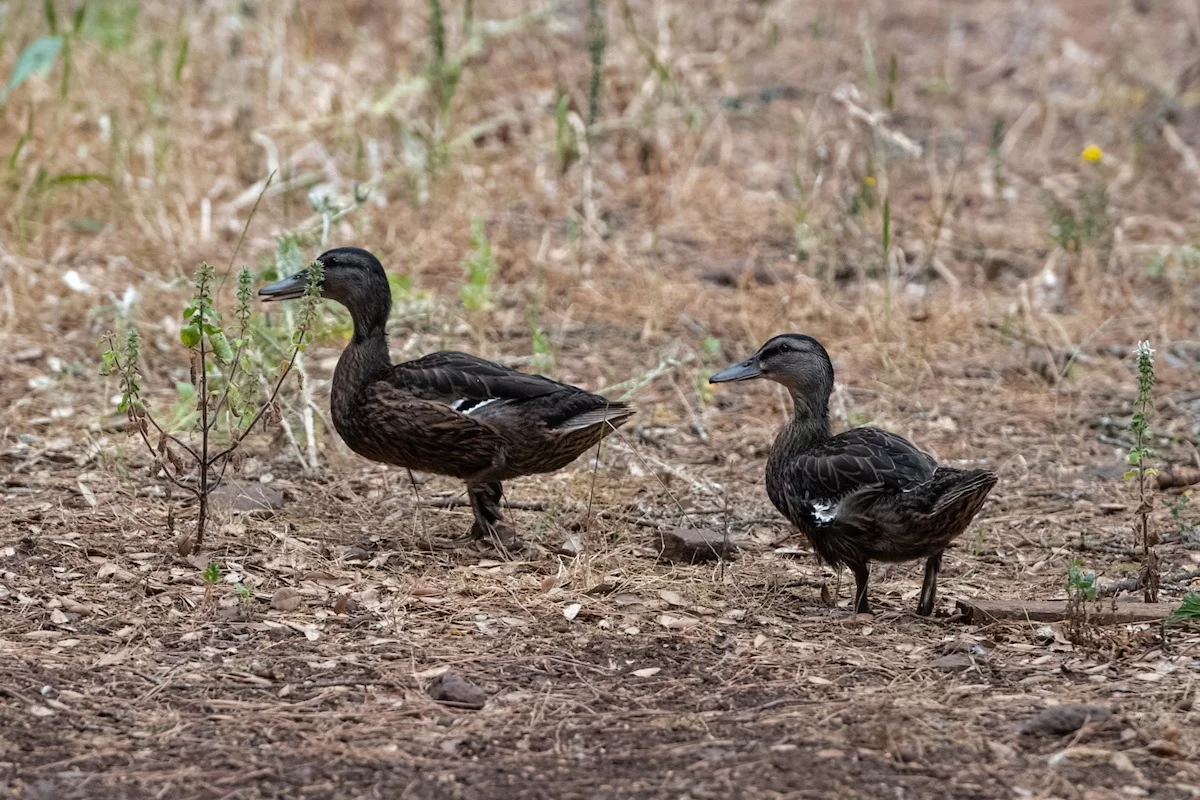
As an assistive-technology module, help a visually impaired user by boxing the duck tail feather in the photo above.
[554,404,635,432]
[932,469,997,515]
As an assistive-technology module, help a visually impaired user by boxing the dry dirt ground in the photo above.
[2,1,1200,798]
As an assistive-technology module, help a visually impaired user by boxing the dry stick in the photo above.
[914,145,964,294]
[583,409,619,537]
[216,169,276,296]
[405,468,430,546]
[608,432,694,532]
[132,414,199,500]
[196,295,211,547]
[1099,567,1200,598]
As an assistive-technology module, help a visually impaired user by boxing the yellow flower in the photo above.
[1081,144,1103,164]
[864,176,876,186]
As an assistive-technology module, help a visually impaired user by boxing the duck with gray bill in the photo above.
[260,247,635,550]
[710,334,997,616]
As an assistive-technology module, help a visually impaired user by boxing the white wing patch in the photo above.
[809,501,840,525]
[454,397,499,415]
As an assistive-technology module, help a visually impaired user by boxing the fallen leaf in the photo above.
[556,534,584,556]
[658,590,685,606]
[22,631,63,640]
[631,667,661,678]
[1110,751,1136,772]
[807,676,833,686]
[658,613,699,630]
[563,603,582,621]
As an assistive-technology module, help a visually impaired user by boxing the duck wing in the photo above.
[771,427,934,523]
[392,351,569,408]
[357,380,508,478]
[390,350,631,431]
[792,427,938,502]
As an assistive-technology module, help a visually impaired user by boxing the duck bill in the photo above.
[258,273,308,303]
[709,357,763,383]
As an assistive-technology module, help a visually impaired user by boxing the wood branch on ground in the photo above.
[1157,464,1200,489]
[956,598,1178,625]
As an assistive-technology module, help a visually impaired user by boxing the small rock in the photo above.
[933,653,976,671]
[271,587,303,612]
[427,672,487,710]
[1019,704,1113,736]
[660,528,739,563]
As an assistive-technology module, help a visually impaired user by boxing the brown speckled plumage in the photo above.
[261,247,633,546]
[712,334,996,616]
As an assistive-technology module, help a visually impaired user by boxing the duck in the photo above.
[710,334,996,616]
[258,247,634,548]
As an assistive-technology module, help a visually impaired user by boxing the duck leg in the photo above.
[466,482,521,551]
[916,553,942,616]
[850,563,871,614]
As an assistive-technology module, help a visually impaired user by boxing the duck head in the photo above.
[259,246,391,337]
[709,334,835,400]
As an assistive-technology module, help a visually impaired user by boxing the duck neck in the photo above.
[348,291,391,347]
[783,388,833,450]
[334,294,393,392]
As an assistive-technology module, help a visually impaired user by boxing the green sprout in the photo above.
[1066,559,1097,602]
[98,257,326,552]
[461,218,495,312]
[1170,594,1200,624]
[1125,341,1159,603]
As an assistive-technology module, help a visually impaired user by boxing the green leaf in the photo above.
[203,562,221,584]
[1170,593,1200,623]
[1,37,63,104]
[45,0,59,34]
[59,36,71,99]
[208,330,233,364]
[174,36,190,83]
[48,172,114,186]
[180,323,201,348]
[81,2,139,51]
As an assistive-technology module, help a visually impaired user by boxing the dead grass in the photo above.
[2,0,1200,797]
